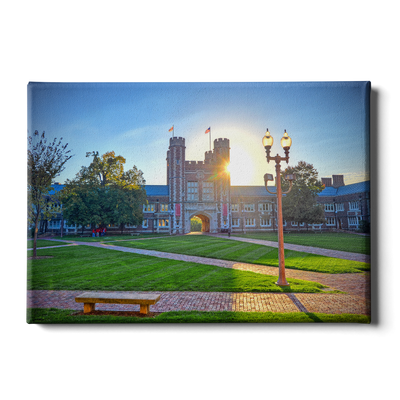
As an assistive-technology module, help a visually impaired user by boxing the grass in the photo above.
[27,308,370,324]
[27,246,328,293]
[113,235,370,274]
[27,239,67,248]
[232,231,370,255]
[50,233,168,242]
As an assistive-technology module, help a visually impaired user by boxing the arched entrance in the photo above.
[190,213,211,233]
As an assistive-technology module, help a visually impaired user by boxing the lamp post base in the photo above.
[275,280,290,287]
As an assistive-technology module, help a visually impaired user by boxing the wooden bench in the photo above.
[75,292,161,315]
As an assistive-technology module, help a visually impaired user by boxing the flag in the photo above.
[169,126,174,132]
[205,127,210,134]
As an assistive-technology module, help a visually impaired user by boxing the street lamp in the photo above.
[262,129,294,286]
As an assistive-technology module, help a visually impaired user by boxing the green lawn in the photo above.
[27,246,328,293]
[27,239,68,248]
[50,233,168,242]
[113,235,369,274]
[232,231,370,255]
[27,308,370,324]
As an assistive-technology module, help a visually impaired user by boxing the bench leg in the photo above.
[83,303,95,313]
[140,304,149,315]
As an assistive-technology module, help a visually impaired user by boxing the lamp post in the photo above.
[262,129,295,286]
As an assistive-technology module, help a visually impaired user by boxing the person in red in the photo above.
[92,228,95,237]
[96,227,100,237]
[103,227,107,236]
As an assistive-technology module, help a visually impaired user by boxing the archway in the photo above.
[190,213,211,233]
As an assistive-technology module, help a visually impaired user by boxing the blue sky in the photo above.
[28,82,370,186]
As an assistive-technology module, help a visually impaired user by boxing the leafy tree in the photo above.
[61,151,146,232]
[281,161,325,229]
[191,217,202,232]
[28,131,73,257]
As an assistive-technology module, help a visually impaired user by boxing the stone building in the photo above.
[38,135,370,235]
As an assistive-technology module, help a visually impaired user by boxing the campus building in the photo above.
[38,136,370,235]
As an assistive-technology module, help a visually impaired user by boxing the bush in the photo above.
[357,220,370,233]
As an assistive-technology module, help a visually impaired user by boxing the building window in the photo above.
[232,218,240,227]
[231,204,239,212]
[245,218,256,226]
[160,204,169,212]
[187,181,198,201]
[244,204,255,212]
[259,203,272,212]
[142,219,148,228]
[324,203,334,212]
[260,218,271,227]
[202,181,214,201]
[348,216,360,226]
[158,219,169,227]
[349,201,359,211]
[335,203,344,212]
[291,221,298,226]
[325,217,336,226]
[143,204,155,212]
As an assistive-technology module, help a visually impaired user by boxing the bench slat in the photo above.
[75,292,160,305]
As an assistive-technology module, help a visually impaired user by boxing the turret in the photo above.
[167,137,186,233]
[213,138,230,163]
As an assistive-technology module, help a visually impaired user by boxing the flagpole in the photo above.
[173,125,174,138]
[210,127,211,151]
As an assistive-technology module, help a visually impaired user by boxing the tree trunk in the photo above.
[33,218,39,258]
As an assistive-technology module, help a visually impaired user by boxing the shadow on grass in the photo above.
[304,313,324,322]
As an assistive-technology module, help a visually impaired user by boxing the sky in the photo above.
[27,82,370,187]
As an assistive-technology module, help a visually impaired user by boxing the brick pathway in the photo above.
[27,290,370,315]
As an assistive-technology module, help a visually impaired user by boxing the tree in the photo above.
[61,151,146,232]
[191,217,202,232]
[281,161,325,229]
[28,131,73,257]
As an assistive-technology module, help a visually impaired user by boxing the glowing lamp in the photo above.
[262,129,274,148]
[280,129,292,149]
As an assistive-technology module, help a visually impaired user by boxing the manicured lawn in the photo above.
[27,308,370,324]
[27,246,327,293]
[27,239,68,248]
[232,231,370,255]
[114,235,370,274]
[51,233,168,242]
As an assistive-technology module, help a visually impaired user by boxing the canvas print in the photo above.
[27,82,371,324]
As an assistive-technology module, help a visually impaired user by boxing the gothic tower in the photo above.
[213,138,231,231]
[167,136,186,233]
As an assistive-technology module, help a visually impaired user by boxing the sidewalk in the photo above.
[27,290,370,315]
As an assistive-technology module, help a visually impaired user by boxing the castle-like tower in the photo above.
[167,136,231,234]
[213,138,231,231]
[166,137,186,234]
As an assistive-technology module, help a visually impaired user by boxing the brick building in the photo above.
[38,135,370,235]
